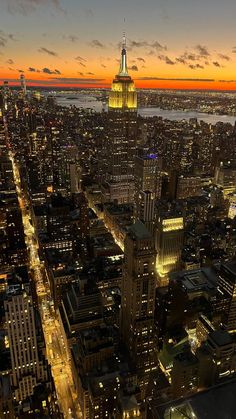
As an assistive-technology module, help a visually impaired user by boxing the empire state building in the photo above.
[102,36,138,204]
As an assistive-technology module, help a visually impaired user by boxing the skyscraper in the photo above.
[20,74,27,97]
[134,151,161,232]
[121,220,157,394]
[2,81,10,110]
[0,91,4,115]
[214,160,236,197]
[134,151,161,201]
[218,261,236,331]
[102,35,138,204]
[156,214,184,287]
[4,278,49,403]
[136,190,155,234]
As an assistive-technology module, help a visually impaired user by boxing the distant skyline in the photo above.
[0,0,236,90]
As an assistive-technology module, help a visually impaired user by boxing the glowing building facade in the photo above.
[156,216,184,287]
[215,160,236,197]
[102,36,138,204]
[4,282,49,403]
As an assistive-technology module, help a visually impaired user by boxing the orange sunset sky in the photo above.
[0,0,236,91]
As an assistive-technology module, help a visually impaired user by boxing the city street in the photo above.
[5,119,82,419]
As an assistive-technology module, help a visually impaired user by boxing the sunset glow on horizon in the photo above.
[1,0,236,91]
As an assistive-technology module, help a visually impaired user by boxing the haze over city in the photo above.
[1,0,236,90]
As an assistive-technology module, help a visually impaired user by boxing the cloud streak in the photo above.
[158,55,175,65]
[137,57,146,63]
[189,64,204,70]
[28,67,40,72]
[63,34,79,43]
[128,39,167,52]
[0,30,16,48]
[195,44,210,57]
[89,40,105,48]
[128,65,139,71]
[75,56,86,68]
[42,67,61,74]
[213,61,222,68]
[50,77,106,85]
[38,47,58,56]
[137,76,215,82]
[4,0,66,16]
[218,53,230,61]
[0,77,107,86]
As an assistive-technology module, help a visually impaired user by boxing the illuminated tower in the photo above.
[134,152,161,201]
[20,74,27,97]
[108,35,137,110]
[121,221,157,394]
[0,91,3,117]
[156,215,184,287]
[102,35,138,204]
[2,81,10,110]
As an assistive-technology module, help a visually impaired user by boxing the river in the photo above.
[55,94,236,125]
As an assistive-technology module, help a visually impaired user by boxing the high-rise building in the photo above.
[20,74,27,97]
[121,220,157,394]
[171,349,199,398]
[0,91,4,115]
[2,81,10,110]
[217,261,236,331]
[155,215,184,287]
[169,171,202,200]
[136,190,155,234]
[134,151,161,232]
[228,194,236,219]
[197,329,236,388]
[134,151,161,201]
[215,160,236,197]
[210,186,224,208]
[4,276,50,403]
[102,35,138,204]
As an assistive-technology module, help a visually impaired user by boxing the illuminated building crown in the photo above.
[108,34,137,110]
[118,33,129,77]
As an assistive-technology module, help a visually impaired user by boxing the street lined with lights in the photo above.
[5,117,82,419]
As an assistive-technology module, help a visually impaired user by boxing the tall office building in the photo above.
[0,91,4,116]
[20,74,27,97]
[136,190,155,234]
[102,35,138,204]
[121,220,157,394]
[134,151,161,232]
[215,160,236,197]
[155,215,184,287]
[4,280,49,403]
[134,151,161,201]
[218,261,236,331]
[2,81,10,110]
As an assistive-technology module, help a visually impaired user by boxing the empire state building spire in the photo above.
[119,33,129,77]
[109,34,137,110]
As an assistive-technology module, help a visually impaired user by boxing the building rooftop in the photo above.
[171,266,218,294]
[149,378,236,419]
[221,260,236,278]
[104,203,133,216]
[129,220,152,240]
[174,350,198,367]
[209,330,233,347]
[120,395,139,413]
